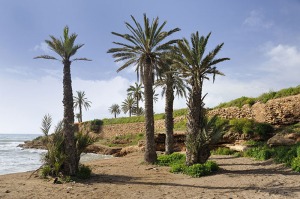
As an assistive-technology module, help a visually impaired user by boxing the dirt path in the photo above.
[0,152,299,199]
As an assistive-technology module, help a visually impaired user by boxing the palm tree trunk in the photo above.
[143,60,157,164]
[165,78,174,155]
[62,60,78,175]
[186,79,210,165]
[79,103,82,123]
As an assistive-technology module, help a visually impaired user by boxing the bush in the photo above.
[229,118,254,135]
[89,119,103,132]
[291,157,300,172]
[184,161,219,177]
[211,147,235,155]
[157,154,218,178]
[76,164,92,179]
[272,146,297,166]
[170,163,187,173]
[244,146,273,160]
[40,165,52,178]
[156,153,185,166]
[254,123,274,138]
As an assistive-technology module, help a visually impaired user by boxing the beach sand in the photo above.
[0,151,300,199]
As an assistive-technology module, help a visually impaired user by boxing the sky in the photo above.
[0,0,300,134]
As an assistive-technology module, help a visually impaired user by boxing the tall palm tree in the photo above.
[127,82,143,115]
[173,31,229,165]
[156,61,186,155]
[121,96,136,117]
[73,91,92,123]
[34,26,91,175]
[107,14,180,163]
[109,104,121,118]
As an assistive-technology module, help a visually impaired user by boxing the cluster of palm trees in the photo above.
[34,13,229,175]
[108,14,230,165]
[109,82,143,118]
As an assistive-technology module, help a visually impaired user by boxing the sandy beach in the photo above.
[0,151,300,199]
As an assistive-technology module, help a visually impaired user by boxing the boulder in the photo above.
[267,134,295,147]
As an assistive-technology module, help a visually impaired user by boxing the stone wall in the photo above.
[208,94,300,125]
[100,116,185,139]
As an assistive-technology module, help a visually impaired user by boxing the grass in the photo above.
[215,85,300,108]
[156,153,219,177]
[211,147,236,155]
[241,143,300,172]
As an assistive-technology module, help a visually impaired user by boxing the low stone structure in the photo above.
[208,94,300,126]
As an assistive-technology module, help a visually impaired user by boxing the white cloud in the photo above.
[34,42,50,53]
[243,10,273,29]
[0,75,131,134]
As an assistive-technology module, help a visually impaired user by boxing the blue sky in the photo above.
[1,0,300,134]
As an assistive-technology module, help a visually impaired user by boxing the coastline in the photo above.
[1,151,300,199]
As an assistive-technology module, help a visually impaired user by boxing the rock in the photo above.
[224,144,249,152]
[267,134,295,147]
[114,146,142,157]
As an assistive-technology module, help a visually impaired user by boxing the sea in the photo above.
[0,134,112,175]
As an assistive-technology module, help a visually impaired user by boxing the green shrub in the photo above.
[40,165,52,178]
[156,153,185,166]
[272,146,297,166]
[244,146,272,160]
[76,164,92,179]
[291,157,300,172]
[254,123,274,138]
[89,119,103,132]
[170,163,187,173]
[211,147,235,155]
[229,118,254,135]
[184,161,219,177]
[157,154,218,178]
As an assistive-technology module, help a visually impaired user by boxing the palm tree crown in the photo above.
[127,82,143,111]
[121,96,136,117]
[109,104,121,118]
[34,26,91,63]
[73,91,92,123]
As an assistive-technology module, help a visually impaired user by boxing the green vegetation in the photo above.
[229,118,273,138]
[40,114,96,179]
[101,109,186,125]
[241,143,300,172]
[211,147,236,155]
[215,85,300,108]
[156,153,218,177]
[89,119,103,133]
[76,164,92,179]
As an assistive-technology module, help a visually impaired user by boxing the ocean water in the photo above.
[0,134,112,175]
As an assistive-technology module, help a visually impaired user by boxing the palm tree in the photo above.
[34,26,91,175]
[73,91,92,123]
[107,14,180,163]
[173,31,229,165]
[121,96,136,117]
[109,104,121,118]
[127,82,143,114]
[156,61,186,155]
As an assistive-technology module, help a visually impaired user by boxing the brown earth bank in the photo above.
[1,151,300,199]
